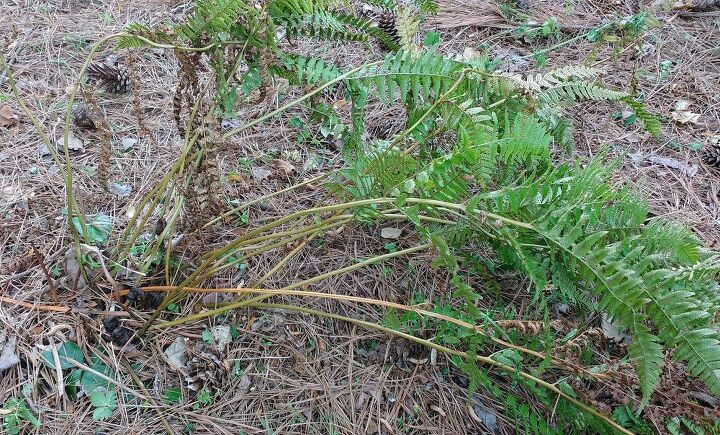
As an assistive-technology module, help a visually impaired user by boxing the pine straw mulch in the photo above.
[1,0,719,434]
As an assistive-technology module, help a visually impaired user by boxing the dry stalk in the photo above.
[81,87,113,190]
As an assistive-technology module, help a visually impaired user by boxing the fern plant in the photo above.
[320,47,720,406]
[55,0,720,431]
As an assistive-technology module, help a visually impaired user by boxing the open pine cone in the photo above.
[71,105,96,130]
[701,144,720,169]
[376,9,400,44]
[86,62,130,93]
[182,342,228,393]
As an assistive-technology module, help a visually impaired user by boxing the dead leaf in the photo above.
[251,166,272,181]
[210,325,232,351]
[109,182,132,198]
[462,46,482,61]
[380,227,402,239]
[273,159,296,177]
[0,105,19,130]
[645,154,698,177]
[56,130,84,152]
[629,152,698,177]
[164,336,188,371]
[600,313,631,343]
[238,372,252,394]
[63,247,82,285]
[0,334,20,372]
[671,100,701,124]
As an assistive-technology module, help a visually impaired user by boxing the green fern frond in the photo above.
[621,97,662,137]
[177,0,251,43]
[280,54,342,86]
[674,327,720,396]
[116,23,152,48]
[413,0,439,14]
[352,50,464,104]
[501,113,552,164]
[269,0,372,43]
[628,320,664,410]
[538,83,628,106]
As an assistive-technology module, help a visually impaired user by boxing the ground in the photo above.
[0,0,719,434]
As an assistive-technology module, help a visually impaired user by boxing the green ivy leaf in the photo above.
[41,341,85,370]
[80,362,113,393]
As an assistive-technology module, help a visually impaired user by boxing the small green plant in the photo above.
[90,390,117,421]
[164,388,182,405]
[1,398,40,435]
[193,389,213,410]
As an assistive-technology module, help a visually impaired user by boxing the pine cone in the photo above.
[87,62,130,93]
[183,343,227,393]
[702,144,720,169]
[72,105,96,129]
[376,9,400,45]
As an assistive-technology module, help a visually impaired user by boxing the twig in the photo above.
[30,243,58,304]
[0,295,70,313]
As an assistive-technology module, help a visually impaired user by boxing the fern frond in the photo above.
[177,0,251,43]
[352,50,464,104]
[538,83,628,106]
[501,113,552,164]
[674,327,720,396]
[280,54,342,86]
[628,320,664,410]
[621,97,662,137]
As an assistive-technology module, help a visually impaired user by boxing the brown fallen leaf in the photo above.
[0,105,19,132]
[671,100,701,124]
[273,159,296,177]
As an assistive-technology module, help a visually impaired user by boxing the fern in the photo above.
[628,320,664,410]
[352,50,465,104]
[621,97,662,137]
[176,0,251,43]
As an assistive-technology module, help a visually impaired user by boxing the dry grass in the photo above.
[1,0,719,433]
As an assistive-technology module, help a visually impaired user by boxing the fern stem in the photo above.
[150,243,431,331]
[401,72,467,155]
[142,284,606,380]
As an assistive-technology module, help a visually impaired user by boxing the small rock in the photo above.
[121,137,138,151]
[109,182,132,198]
[380,227,402,239]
